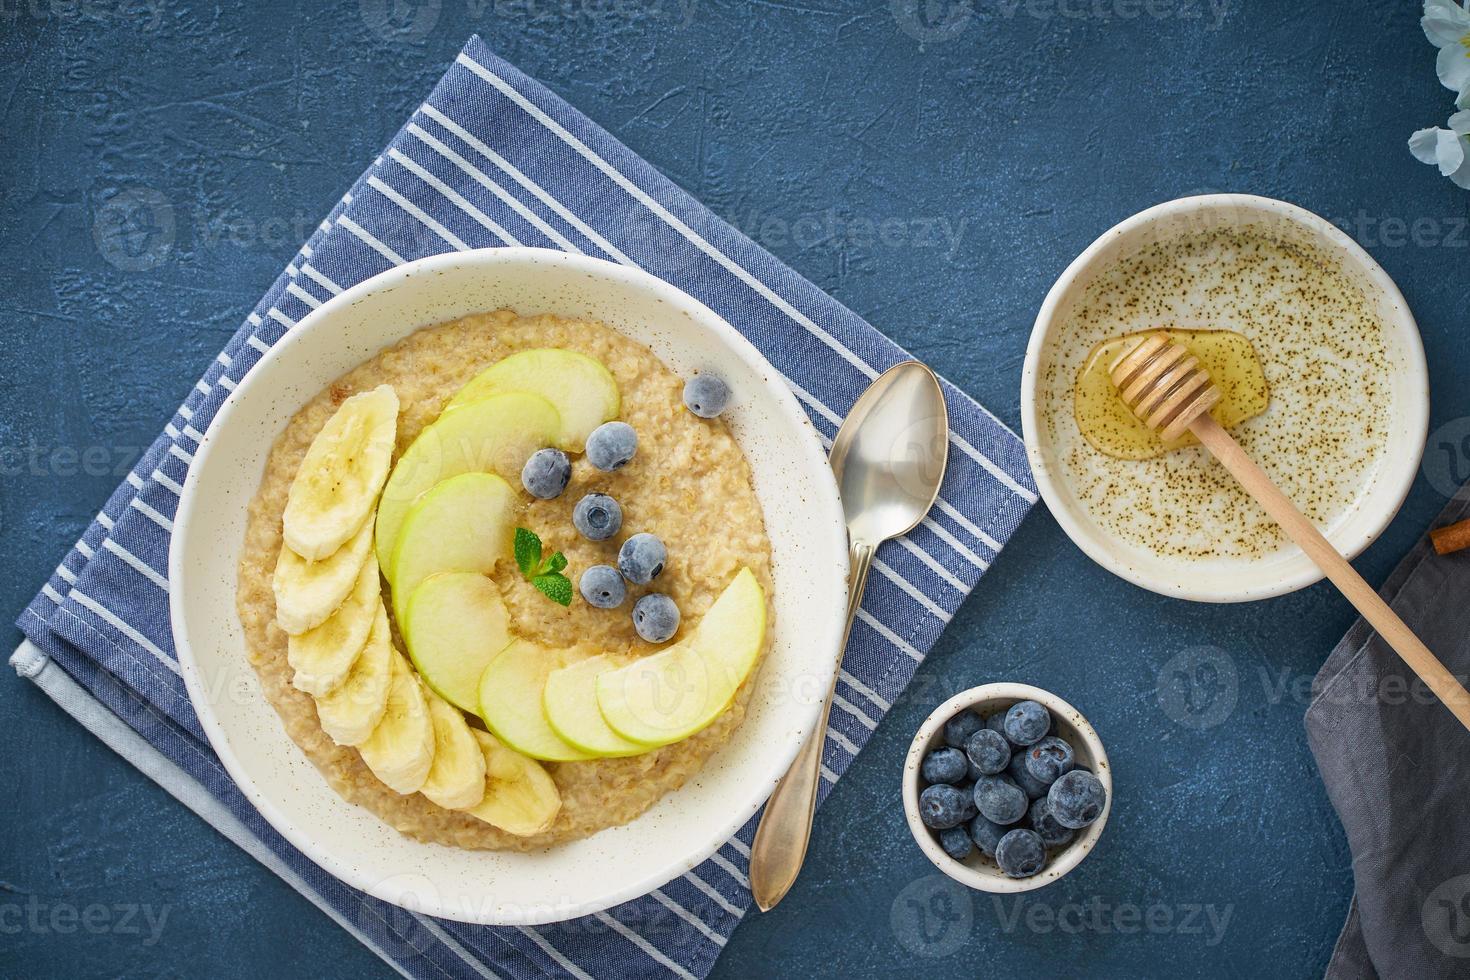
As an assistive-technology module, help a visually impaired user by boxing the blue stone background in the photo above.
[2,1,1466,976]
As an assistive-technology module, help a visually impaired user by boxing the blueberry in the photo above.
[1003,700,1051,747]
[967,715,1007,776]
[942,709,984,749]
[632,594,680,643]
[578,565,626,609]
[995,829,1047,879]
[918,784,971,830]
[921,747,968,785]
[1024,735,1076,785]
[618,532,666,584]
[1006,751,1052,800]
[586,421,637,471]
[572,493,623,541]
[521,448,570,499]
[940,782,977,823]
[683,374,731,418]
[1047,770,1107,829]
[968,815,1006,857]
[938,826,973,862]
[972,775,1028,826]
[964,728,1011,776]
[1028,796,1075,849]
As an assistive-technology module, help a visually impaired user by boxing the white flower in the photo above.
[1414,2,1470,184]
[1409,110,1470,188]
[1423,0,1470,100]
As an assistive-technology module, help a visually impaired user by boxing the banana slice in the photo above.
[283,384,399,561]
[419,691,487,810]
[273,516,375,635]
[288,552,380,696]
[358,652,436,795]
[464,729,560,837]
[314,602,394,746]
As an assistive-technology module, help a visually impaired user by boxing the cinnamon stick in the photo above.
[1431,518,1470,556]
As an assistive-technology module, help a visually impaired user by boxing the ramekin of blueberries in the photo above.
[902,684,1111,892]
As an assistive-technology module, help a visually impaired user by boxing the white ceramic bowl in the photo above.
[902,684,1111,893]
[1020,195,1429,602]
[168,248,850,925]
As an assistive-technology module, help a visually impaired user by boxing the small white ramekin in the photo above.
[902,683,1111,894]
[1019,194,1429,603]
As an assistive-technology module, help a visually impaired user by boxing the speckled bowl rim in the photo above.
[168,247,850,925]
[902,683,1111,893]
[1019,194,1430,603]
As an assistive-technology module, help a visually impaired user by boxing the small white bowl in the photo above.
[1020,194,1429,603]
[169,247,850,924]
[902,684,1111,893]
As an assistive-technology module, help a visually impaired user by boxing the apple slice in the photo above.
[479,640,594,762]
[402,572,512,713]
[274,515,375,635]
[543,655,649,758]
[388,472,517,626]
[418,690,488,810]
[314,601,394,746]
[287,551,381,696]
[283,385,399,561]
[357,651,436,794]
[464,729,561,837]
[598,568,766,747]
[375,392,559,571]
[444,348,619,453]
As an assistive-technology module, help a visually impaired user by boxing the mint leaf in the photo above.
[517,527,571,605]
[532,572,573,607]
[514,527,541,578]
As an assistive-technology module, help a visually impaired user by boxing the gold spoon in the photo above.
[749,361,950,911]
[1112,332,1470,732]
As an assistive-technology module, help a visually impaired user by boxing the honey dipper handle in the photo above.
[1190,413,1470,733]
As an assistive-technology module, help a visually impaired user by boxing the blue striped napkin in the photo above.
[14,36,1035,979]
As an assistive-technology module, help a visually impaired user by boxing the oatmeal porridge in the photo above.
[236,310,774,850]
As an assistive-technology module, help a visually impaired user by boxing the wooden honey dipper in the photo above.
[1112,332,1470,733]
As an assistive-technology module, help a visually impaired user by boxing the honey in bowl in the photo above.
[1074,328,1270,460]
[1036,223,1392,563]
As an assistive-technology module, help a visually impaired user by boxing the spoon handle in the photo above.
[1191,413,1470,733]
[749,539,875,911]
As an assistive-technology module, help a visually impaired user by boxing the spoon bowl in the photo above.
[831,361,951,543]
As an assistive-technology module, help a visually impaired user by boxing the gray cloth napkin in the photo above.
[1308,483,1470,979]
